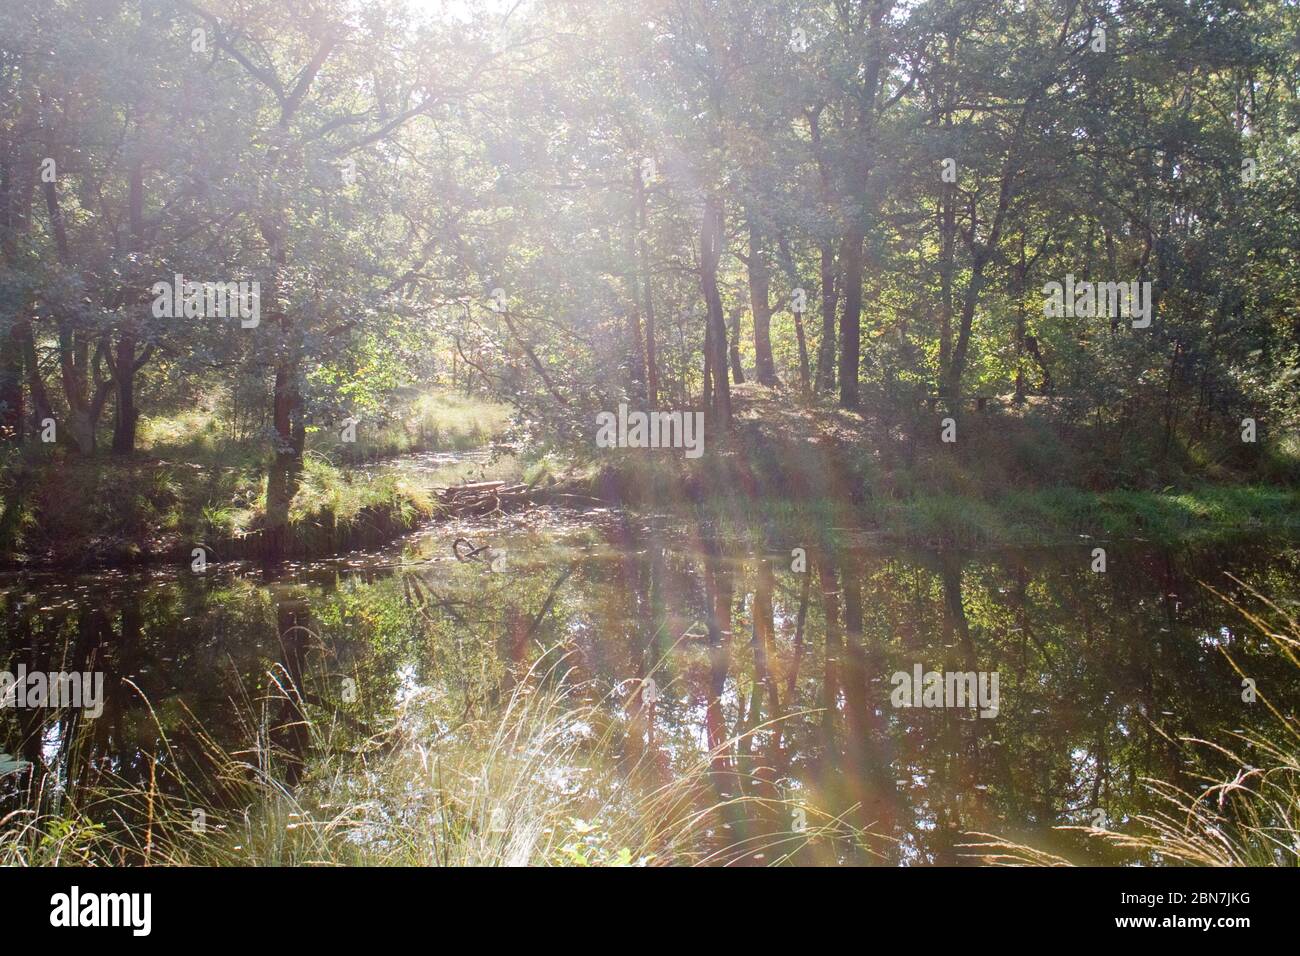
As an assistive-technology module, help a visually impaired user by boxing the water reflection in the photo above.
[3,522,1297,865]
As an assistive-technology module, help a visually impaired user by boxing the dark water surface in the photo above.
[3,509,1298,865]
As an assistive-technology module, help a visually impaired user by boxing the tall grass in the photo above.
[963,576,1300,866]
[1,644,863,867]
[326,391,512,464]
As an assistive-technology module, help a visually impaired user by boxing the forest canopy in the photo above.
[2,0,1298,548]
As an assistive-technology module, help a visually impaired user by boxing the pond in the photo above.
[3,506,1297,865]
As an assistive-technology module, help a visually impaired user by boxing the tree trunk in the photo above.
[0,323,22,442]
[634,165,658,406]
[807,108,838,396]
[746,215,777,386]
[943,253,988,406]
[623,168,647,401]
[1013,234,1027,404]
[54,324,110,455]
[834,3,888,411]
[15,320,52,428]
[65,406,95,455]
[728,306,745,384]
[774,235,811,396]
[261,218,304,563]
[816,239,837,394]
[111,159,147,455]
[699,197,731,425]
[626,305,647,400]
[838,227,864,407]
[44,177,108,454]
[642,287,658,408]
[0,153,25,442]
[939,179,956,392]
[111,331,139,453]
[792,307,811,397]
[265,356,305,563]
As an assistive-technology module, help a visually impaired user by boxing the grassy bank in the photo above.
[0,391,514,567]
[863,484,1300,549]
[588,465,1300,550]
[567,385,1300,549]
[6,381,1300,564]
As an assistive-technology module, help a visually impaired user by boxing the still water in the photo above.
[3,508,1297,865]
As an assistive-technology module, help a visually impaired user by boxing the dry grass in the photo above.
[1,641,870,867]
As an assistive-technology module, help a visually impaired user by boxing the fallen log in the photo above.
[436,483,539,517]
[441,480,506,500]
[433,479,610,519]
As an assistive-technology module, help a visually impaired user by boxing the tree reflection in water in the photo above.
[2,527,1297,865]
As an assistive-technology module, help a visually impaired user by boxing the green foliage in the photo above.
[3,0,1298,536]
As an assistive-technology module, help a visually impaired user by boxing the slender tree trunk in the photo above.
[2,107,54,444]
[728,306,745,384]
[111,160,146,455]
[111,331,139,453]
[0,154,23,442]
[112,173,140,456]
[816,239,837,394]
[942,75,1039,406]
[944,252,988,405]
[834,3,889,411]
[56,329,103,456]
[643,286,658,407]
[807,107,838,396]
[265,355,305,562]
[700,197,731,425]
[634,166,658,406]
[1013,234,1027,403]
[0,324,22,443]
[261,218,304,563]
[792,308,810,397]
[746,215,777,386]
[15,320,52,428]
[838,227,864,407]
[44,176,108,454]
[774,235,811,396]
[624,167,647,401]
[626,305,647,400]
[702,307,714,413]
[937,45,956,395]
[939,179,955,392]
